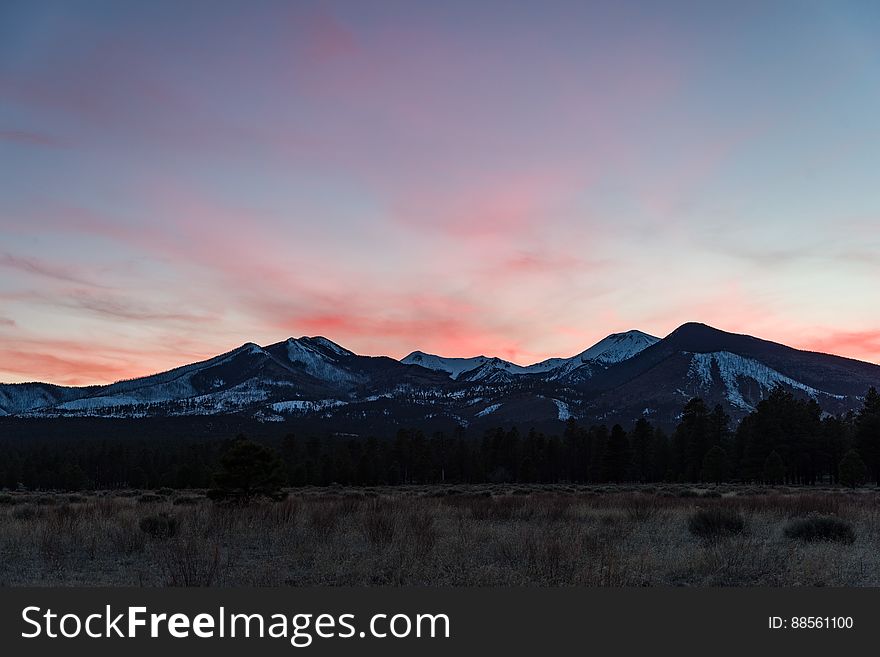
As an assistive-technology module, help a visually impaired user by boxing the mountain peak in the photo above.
[400,351,496,379]
[668,321,718,336]
[300,336,354,356]
[572,329,661,364]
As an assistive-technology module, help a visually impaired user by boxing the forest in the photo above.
[0,386,878,491]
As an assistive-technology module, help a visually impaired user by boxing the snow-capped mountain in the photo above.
[580,323,880,424]
[400,352,514,379]
[401,330,660,382]
[1,324,878,428]
[531,330,660,382]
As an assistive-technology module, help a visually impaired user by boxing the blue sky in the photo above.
[1,0,879,383]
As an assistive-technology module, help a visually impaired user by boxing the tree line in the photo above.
[0,386,878,490]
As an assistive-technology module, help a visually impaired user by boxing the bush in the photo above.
[139,513,179,539]
[138,493,163,504]
[687,507,746,540]
[172,495,203,506]
[623,495,660,522]
[360,499,397,546]
[783,514,855,544]
[406,508,436,552]
[0,494,15,505]
[12,504,39,520]
[308,501,344,538]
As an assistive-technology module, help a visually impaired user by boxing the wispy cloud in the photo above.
[65,290,218,324]
[0,253,105,288]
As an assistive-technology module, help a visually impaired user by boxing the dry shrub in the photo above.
[360,499,397,546]
[162,538,221,586]
[172,495,203,506]
[444,495,530,521]
[687,507,746,541]
[784,514,855,544]
[109,519,146,555]
[541,495,574,521]
[95,497,125,518]
[405,507,436,553]
[139,513,178,539]
[622,494,662,522]
[259,498,298,526]
[12,504,40,520]
[738,493,843,518]
[308,500,345,538]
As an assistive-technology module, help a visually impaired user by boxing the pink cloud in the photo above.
[802,330,880,365]
[0,334,226,386]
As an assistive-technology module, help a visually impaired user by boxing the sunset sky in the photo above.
[1,0,879,385]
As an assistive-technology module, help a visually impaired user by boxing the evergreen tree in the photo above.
[602,424,630,482]
[838,449,867,488]
[630,417,655,482]
[855,387,880,484]
[701,445,728,484]
[208,435,286,504]
[762,450,785,485]
[674,398,711,481]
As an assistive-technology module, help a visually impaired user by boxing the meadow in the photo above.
[1,484,878,586]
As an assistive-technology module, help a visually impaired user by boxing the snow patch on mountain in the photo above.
[687,351,844,410]
[183,381,270,413]
[271,399,348,414]
[552,399,572,420]
[531,330,660,380]
[0,384,79,414]
[56,394,144,411]
[403,352,501,379]
[476,403,502,417]
[457,359,523,383]
[283,338,360,384]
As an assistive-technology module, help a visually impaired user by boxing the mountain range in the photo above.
[2,323,878,430]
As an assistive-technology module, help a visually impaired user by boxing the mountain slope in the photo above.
[401,330,659,382]
[1,323,878,427]
[580,323,880,424]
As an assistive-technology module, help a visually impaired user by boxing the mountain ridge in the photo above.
[2,323,879,428]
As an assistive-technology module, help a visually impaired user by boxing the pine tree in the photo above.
[674,398,711,481]
[601,424,630,482]
[855,387,880,484]
[762,450,786,485]
[630,417,655,482]
[701,445,728,483]
[838,449,867,488]
[208,435,286,504]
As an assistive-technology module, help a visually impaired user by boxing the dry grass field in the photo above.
[1,484,878,586]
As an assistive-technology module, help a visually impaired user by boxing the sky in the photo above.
[1,0,879,385]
